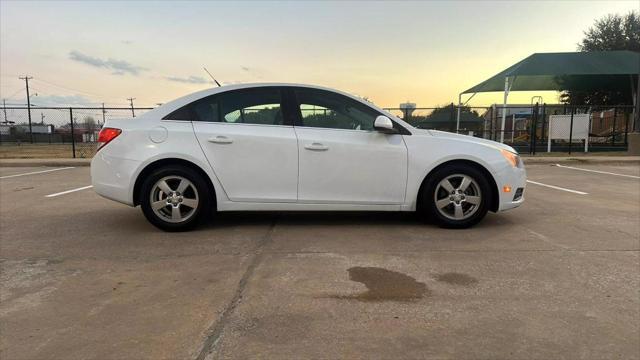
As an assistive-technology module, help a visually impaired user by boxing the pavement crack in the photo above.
[195,217,278,360]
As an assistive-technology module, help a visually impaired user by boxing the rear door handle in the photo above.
[208,136,233,144]
[304,142,329,151]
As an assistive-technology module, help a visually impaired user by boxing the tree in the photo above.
[562,11,639,105]
[430,104,479,116]
[409,104,483,132]
[83,116,96,133]
[578,11,640,52]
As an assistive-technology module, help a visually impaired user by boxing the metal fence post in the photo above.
[587,110,592,153]
[69,107,76,158]
[449,103,455,133]
[611,107,618,146]
[624,107,630,146]
[539,103,546,155]
[530,103,539,155]
[568,106,575,155]
[491,106,496,140]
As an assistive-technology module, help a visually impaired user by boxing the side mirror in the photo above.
[374,115,396,133]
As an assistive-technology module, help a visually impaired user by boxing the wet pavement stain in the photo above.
[435,272,478,286]
[13,186,34,192]
[333,267,429,302]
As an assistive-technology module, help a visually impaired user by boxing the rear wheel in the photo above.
[422,164,490,228]
[140,165,211,231]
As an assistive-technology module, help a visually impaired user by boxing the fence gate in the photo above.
[548,114,590,153]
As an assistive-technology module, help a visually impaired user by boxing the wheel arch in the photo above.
[416,159,499,213]
[133,158,217,208]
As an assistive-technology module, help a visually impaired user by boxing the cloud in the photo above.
[239,65,265,79]
[31,94,97,107]
[165,75,212,85]
[68,50,147,76]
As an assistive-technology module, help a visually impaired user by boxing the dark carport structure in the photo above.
[457,51,640,144]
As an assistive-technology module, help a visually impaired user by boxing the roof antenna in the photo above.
[203,67,221,87]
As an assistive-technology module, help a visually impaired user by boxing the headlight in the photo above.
[500,149,521,168]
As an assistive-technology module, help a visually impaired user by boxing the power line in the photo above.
[18,85,130,107]
[9,76,157,107]
[32,77,117,100]
[2,87,26,100]
[31,78,135,105]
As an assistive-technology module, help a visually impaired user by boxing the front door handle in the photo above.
[304,142,329,151]
[208,135,233,144]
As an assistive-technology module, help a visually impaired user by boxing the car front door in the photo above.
[190,87,298,202]
[292,87,408,205]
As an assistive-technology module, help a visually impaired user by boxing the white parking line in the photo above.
[0,167,75,179]
[45,185,93,198]
[555,163,640,179]
[526,180,588,195]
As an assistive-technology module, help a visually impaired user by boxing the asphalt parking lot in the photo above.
[1,162,638,360]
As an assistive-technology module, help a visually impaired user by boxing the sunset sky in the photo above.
[1,0,637,109]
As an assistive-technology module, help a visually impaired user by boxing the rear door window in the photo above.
[163,87,285,125]
[195,88,284,125]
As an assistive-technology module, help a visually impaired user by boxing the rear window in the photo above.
[163,105,192,121]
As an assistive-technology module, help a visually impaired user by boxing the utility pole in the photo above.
[101,102,106,125]
[1,99,5,145]
[19,75,34,143]
[2,99,7,123]
[127,98,136,117]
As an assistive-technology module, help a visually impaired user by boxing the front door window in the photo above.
[295,88,379,131]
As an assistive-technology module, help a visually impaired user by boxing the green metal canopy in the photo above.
[462,51,640,94]
[456,51,640,138]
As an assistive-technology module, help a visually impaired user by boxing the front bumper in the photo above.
[496,165,526,211]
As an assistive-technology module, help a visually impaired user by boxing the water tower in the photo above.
[400,102,416,119]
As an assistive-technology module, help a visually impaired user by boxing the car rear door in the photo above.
[191,87,298,202]
[292,87,408,205]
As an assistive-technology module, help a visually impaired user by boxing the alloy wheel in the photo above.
[433,174,482,221]
[149,175,199,223]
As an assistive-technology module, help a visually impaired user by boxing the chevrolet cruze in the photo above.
[91,83,526,231]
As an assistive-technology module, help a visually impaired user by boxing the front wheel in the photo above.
[422,164,491,229]
[139,165,211,231]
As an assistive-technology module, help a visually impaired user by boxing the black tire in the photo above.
[139,165,212,232]
[421,164,491,229]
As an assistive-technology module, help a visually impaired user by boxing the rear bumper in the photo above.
[90,152,140,206]
[496,165,526,211]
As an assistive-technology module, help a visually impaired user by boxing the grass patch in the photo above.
[0,143,97,158]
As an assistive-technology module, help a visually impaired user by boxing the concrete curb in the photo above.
[522,156,640,165]
[0,158,92,167]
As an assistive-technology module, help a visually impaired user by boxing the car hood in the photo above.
[417,129,518,153]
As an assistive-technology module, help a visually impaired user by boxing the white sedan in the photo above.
[91,83,526,231]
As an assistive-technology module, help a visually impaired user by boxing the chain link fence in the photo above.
[0,107,152,158]
[384,104,635,154]
[384,105,491,136]
[1,104,635,158]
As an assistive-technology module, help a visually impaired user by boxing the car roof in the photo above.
[140,83,404,125]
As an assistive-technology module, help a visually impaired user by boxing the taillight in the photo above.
[97,127,122,151]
